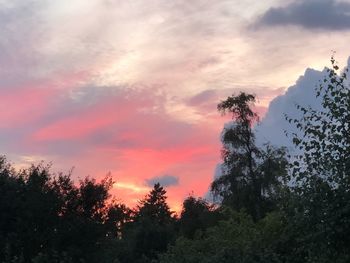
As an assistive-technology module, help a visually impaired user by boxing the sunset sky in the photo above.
[2,0,350,211]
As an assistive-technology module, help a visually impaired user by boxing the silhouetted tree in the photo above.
[124,183,176,262]
[211,92,288,220]
[105,202,133,238]
[0,159,118,263]
[136,183,173,223]
[78,176,113,220]
[179,196,221,239]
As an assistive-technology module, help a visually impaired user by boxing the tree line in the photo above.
[1,57,350,262]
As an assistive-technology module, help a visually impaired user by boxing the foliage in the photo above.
[178,196,222,239]
[105,202,133,239]
[284,56,350,262]
[159,210,286,263]
[287,55,350,187]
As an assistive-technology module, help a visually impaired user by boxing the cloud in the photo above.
[145,175,179,187]
[257,0,350,30]
[0,1,48,87]
[25,85,192,154]
[255,63,339,149]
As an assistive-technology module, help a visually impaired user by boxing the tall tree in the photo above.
[211,92,288,220]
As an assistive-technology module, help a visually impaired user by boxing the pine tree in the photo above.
[136,183,173,224]
[124,183,175,262]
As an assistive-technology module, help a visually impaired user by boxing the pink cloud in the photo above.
[0,69,93,129]
[31,87,153,141]
[14,86,224,211]
[0,87,58,128]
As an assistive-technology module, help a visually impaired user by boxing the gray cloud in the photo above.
[145,175,179,187]
[257,0,350,30]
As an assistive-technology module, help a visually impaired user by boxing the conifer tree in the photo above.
[136,183,173,224]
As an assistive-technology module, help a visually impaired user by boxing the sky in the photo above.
[2,0,350,211]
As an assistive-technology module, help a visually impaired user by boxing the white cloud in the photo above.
[256,58,350,150]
